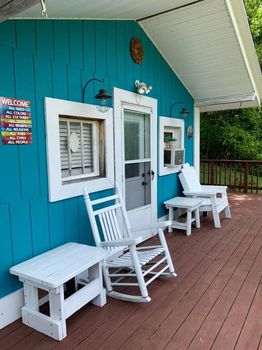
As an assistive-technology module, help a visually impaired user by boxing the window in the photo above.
[159,117,185,176]
[59,117,100,181]
[45,98,114,202]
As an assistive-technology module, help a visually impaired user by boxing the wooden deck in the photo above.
[1,193,262,350]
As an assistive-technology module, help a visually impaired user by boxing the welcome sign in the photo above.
[0,96,32,145]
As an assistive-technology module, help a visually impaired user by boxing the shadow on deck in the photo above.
[0,193,262,350]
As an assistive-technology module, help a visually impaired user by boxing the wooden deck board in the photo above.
[139,216,260,350]
[211,247,262,350]
[0,193,261,350]
[169,221,262,350]
[98,216,245,350]
[234,279,262,350]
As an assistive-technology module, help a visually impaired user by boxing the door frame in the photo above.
[113,87,158,225]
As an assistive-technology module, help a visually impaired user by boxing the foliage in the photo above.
[200,0,262,161]
[245,0,262,65]
[201,108,262,160]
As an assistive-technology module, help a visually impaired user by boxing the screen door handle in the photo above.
[149,170,155,181]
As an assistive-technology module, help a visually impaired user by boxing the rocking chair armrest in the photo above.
[131,221,172,233]
[183,190,217,198]
[100,237,144,248]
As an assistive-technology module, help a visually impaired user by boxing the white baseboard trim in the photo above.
[0,289,24,329]
[158,215,168,222]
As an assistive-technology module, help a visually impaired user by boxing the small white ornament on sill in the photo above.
[69,132,79,152]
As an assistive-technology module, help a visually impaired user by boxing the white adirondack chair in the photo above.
[83,186,176,303]
[179,164,231,228]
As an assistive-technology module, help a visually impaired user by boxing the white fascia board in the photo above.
[195,92,256,107]
[199,96,259,112]
[226,0,262,105]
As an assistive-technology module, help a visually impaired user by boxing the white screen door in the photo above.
[124,111,152,210]
[114,88,157,229]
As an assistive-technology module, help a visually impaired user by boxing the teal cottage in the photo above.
[0,0,261,329]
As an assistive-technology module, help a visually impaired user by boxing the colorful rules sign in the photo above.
[0,96,32,145]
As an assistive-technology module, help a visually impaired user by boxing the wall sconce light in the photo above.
[82,78,112,113]
[186,124,193,138]
[170,101,189,118]
[135,80,152,94]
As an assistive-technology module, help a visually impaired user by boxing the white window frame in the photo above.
[45,97,114,202]
[159,116,185,176]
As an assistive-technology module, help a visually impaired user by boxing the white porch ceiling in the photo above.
[14,0,262,111]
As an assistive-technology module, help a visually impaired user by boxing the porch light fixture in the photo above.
[82,78,112,113]
[135,80,152,94]
[170,102,189,118]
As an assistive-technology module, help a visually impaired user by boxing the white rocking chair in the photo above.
[179,164,231,228]
[83,186,176,303]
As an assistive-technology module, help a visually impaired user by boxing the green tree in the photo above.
[201,108,262,160]
[245,0,262,65]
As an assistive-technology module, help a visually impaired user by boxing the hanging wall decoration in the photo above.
[0,96,32,145]
[130,37,144,64]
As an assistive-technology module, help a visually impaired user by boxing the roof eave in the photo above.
[226,0,262,104]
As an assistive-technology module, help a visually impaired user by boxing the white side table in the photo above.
[164,197,203,236]
[10,243,108,341]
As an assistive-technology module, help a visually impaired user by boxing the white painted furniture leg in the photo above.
[195,208,200,229]
[186,209,192,236]
[158,229,176,276]
[225,205,231,219]
[168,207,173,233]
[211,198,221,228]
[49,285,66,340]
[23,282,39,311]
[129,245,150,300]
[89,262,106,307]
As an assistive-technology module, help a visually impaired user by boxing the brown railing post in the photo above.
[210,161,214,185]
[244,161,248,193]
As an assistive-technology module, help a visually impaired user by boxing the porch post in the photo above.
[193,106,200,178]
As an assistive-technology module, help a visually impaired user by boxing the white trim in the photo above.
[159,117,184,176]
[158,215,168,222]
[226,0,262,103]
[0,289,24,329]
[113,87,158,224]
[193,107,200,178]
[45,98,114,201]
[195,92,256,107]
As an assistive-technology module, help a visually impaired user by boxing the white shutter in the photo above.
[59,121,70,178]
[82,123,93,170]
[59,119,95,179]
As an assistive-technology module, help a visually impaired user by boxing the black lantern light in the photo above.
[95,89,112,113]
[82,78,112,113]
[170,102,189,118]
[179,107,189,117]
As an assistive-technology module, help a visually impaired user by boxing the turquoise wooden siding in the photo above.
[0,19,193,298]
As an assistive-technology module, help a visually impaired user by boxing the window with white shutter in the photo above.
[59,117,99,181]
[45,98,114,202]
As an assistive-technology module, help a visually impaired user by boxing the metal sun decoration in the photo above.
[82,78,112,113]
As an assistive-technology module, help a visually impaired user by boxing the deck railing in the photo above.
[200,160,262,194]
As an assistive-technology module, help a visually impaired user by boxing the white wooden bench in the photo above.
[10,243,108,341]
